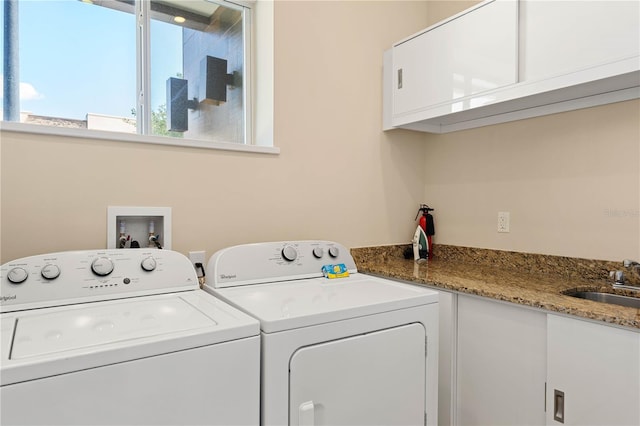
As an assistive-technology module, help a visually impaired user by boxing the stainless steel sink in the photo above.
[565,291,640,309]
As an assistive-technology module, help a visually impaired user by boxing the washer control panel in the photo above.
[206,240,357,288]
[1,249,198,313]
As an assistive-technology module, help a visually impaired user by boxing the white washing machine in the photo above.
[204,240,439,426]
[1,249,260,426]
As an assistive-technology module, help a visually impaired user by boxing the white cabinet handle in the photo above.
[298,401,315,426]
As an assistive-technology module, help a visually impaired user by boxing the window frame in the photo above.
[0,0,277,154]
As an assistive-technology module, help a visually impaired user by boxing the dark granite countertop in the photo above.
[351,245,640,330]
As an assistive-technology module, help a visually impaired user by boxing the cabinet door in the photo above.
[289,323,426,426]
[437,291,456,426]
[457,295,547,426]
[546,314,640,426]
[392,0,517,121]
[520,0,640,81]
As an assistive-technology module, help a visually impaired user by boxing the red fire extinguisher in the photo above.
[415,204,435,259]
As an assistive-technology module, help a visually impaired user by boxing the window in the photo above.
[1,0,252,145]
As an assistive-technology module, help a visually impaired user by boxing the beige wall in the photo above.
[422,100,640,261]
[0,1,430,263]
[2,1,638,264]
[422,1,640,261]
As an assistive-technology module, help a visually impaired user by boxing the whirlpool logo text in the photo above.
[1,295,17,303]
[220,274,237,280]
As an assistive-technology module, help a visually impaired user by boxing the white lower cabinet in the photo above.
[437,291,457,426]
[456,295,547,425]
[546,314,640,426]
[444,293,640,426]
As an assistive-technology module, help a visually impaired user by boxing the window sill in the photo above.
[0,121,280,155]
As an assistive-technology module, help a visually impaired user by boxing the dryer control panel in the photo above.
[206,240,358,288]
[1,249,198,313]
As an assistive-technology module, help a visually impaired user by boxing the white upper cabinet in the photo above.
[384,0,640,133]
[392,0,518,124]
[521,0,639,82]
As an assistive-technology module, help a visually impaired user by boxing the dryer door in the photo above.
[289,323,425,426]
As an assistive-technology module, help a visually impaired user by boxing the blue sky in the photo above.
[1,0,183,120]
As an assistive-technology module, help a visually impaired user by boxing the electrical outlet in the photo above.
[189,251,206,277]
[498,211,510,233]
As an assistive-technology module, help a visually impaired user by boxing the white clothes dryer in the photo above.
[204,241,439,426]
[1,249,260,426]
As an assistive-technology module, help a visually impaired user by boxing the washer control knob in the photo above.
[312,247,324,259]
[328,247,340,258]
[91,257,114,276]
[41,264,61,280]
[7,267,28,284]
[141,256,157,272]
[281,245,298,262]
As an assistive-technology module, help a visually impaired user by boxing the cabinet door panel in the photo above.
[521,0,640,81]
[457,295,546,426]
[547,315,640,426]
[392,0,517,118]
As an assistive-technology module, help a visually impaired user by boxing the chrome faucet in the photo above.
[612,259,640,291]
[614,270,625,284]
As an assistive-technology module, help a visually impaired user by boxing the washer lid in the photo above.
[12,297,213,359]
[1,290,260,385]
[213,274,438,333]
